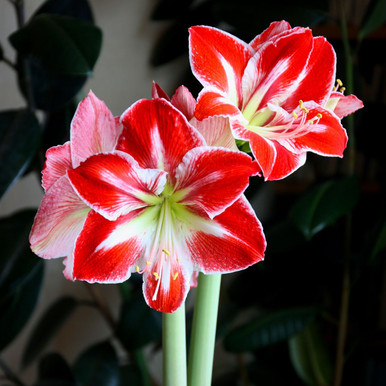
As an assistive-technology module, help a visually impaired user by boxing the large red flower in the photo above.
[67,98,265,313]
[189,21,363,180]
[29,91,122,278]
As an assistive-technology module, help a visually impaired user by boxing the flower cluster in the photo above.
[30,21,362,313]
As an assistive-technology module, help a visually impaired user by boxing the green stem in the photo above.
[188,273,221,386]
[163,303,187,386]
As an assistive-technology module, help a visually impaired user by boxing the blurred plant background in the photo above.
[0,0,385,385]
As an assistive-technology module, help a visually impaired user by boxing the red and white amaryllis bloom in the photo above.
[29,91,122,278]
[67,98,266,313]
[189,21,364,180]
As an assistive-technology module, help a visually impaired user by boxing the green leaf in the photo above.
[119,364,144,386]
[33,0,94,22]
[224,307,318,353]
[0,109,41,199]
[289,321,333,386]
[289,177,360,240]
[0,210,44,351]
[10,14,102,76]
[117,296,162,350]
[34,352,76,386]
[22,297,78,368]
[359,0,386,41]
[73,341,120,386]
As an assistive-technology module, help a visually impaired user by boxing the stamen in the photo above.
[173,272,179,280]
[317,113,323,119]
[162,248,170,255]
[136,266,140,273]
[299,100,309,114]
[292,111,298,119]
[153,272,159,280]
[333,79,344,91]
[337,79,343,87]
[339,87,346,93]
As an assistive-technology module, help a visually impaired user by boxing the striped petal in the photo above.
[326,92,364,118]
[68,151,167,221]
[249,20,291,50]
[71,91,123,168]
[189,26,253,105]
[174,146,259,218]
[30,175,90,258]
[72,209,150,283]
[42,142,72,192]
[171,85,196,121]
[118,98,204,176]
[186,196,265,273]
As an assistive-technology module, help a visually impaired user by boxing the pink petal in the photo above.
[189,26,253,104]
[68,151,167,221]
[280,36,336,112]
[249,20,292,50]
[190,116,238,149]
[71,90,123,168]
[171,85,196,121]
[72,210,145,283]
[143,255,190,313]
[327,92,364,118]
[42,142,72,192]
[118,98,204,175]
[174,146,259,218]
[195,89,244,121]
[29,175,89,258]
[187,196,265,273]
[242,28,314,111]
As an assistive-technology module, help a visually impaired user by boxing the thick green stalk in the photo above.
[188,273,221,386]
[163,303,187,386]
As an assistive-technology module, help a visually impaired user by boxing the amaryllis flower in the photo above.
[189,21,364,180]
[67,98,265,313]
[29,91,122,277]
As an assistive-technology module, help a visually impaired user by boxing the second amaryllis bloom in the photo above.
[189,21,364,180]
[67,98,266,313]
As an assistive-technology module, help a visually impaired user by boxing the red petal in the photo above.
[171,85,196,121]
[249,20,291,50]
[189,26,252,104]
[68,151,166,221]
[71,91,122,168]
[174,147,259,218]
[42,142,72,191]
[290,105,348,157]
[152,82,170,100]
[30,175,89,258]
[73,210,145,283]
[280,36,336,112]
[118,98,204,175]
[187,196,265,273]
[195,89,243,121]
[242,28,314,111]
[143,256,190,313]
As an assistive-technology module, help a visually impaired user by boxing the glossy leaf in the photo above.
[359,0,386,41]
[289,176,360,240]
[33,0,94,21]
[22,297,78,368]
[0,109,41,199]
[289,321,333,386]
[72,341,120,386]
[10,14,102,76]
[35,352,76,386]
[0,210,44,351]
[224,308,318,353]
[117,296,162,350]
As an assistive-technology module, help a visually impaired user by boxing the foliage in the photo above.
[0,0,385,385]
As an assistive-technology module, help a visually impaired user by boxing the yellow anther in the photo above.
[136,266,140,273]
[299,100,304,108]
[336,79,343,87]
[173,272,179,280]
[339,87,346,93]
[292,111,298,119]
[317,113,322,119]
[153,272,159,280]
[162,248,170,255]
[302,107,309,114]
[176,257,181,263]
[147,261,151,265]
[299,100,309,114]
